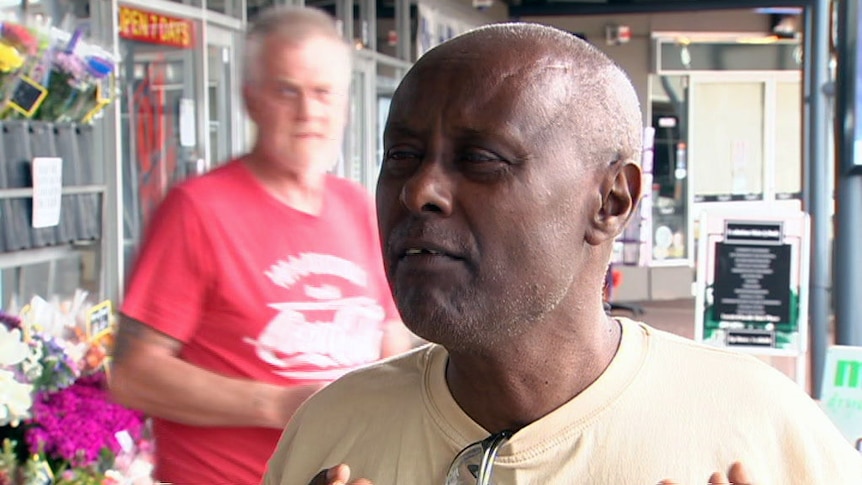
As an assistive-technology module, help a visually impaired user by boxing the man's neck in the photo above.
[444,310,621,434]
[242,153,327,215]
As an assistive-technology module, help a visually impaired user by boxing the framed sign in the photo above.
[8,76,48,117]
[695,206,809,362]
[82,75,114,123]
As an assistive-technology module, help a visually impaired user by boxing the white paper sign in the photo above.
[31,157,63,228]
[179,98,196,148]
[821,345,862,452]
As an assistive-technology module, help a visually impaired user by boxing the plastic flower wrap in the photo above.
[28,27,117,123]
[65,43,116,124]
[31,48,86,122]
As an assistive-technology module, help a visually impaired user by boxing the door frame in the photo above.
[204,25,242,168]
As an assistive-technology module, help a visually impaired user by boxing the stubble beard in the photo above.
[394,281,540,353]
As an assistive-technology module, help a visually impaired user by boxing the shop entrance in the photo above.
[117,6,201,268]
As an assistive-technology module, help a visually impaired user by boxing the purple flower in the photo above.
[24,371,145,467]
[52,52,88,88]
[0,310,21,330]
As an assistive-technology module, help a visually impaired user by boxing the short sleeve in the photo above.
[121,187,214,343]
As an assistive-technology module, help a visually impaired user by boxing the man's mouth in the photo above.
[404,248,444,257]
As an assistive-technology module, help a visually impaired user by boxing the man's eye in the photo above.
[277,86,300,98]
[381,150,421,176]
[460,152,506,169]
[459,152,511,179]
[385,150,419,161]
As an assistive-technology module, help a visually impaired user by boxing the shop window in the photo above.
[649,75,690,264]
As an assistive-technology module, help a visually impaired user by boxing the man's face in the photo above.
[376,50,602,349]
[244,35,350,174]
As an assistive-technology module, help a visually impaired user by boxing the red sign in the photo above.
[118,6,194,49]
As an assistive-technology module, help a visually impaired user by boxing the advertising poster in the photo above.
[695,208,809,357]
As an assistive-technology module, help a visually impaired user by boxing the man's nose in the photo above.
[296,91,322,119]
[399,160,453,216]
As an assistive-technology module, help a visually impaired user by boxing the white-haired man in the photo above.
[109,6,410,484]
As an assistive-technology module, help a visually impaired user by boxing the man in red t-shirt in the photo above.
[108,6,412,485]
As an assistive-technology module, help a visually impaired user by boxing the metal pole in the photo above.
[802,10,813,210]
[90,0,124,304]
[395,0,412,62]
[835,0,862,346]
[805,0,832,398]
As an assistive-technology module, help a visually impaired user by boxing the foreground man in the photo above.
[264,23,862,485]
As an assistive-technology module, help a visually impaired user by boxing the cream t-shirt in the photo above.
[264,319,862,484]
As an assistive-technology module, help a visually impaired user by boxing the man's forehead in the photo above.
[397,54,572,105]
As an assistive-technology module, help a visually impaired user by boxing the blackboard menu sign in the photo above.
[8,76,48,117]
[712,240,792,327]
[695,208,809,358]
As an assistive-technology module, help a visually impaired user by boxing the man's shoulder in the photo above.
[325,175,373,201]
[162,160,253,214]
[176,159,246,193]
[296,345,437,420]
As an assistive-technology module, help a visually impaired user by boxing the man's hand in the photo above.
[309,464,373,485]
[659,461,752,484]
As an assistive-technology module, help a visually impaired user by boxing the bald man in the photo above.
[263,22,862,485]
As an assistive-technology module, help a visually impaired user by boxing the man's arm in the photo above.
[108,314,321,428]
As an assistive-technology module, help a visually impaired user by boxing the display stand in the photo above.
[0,120,105,305]
[694,205,810,388]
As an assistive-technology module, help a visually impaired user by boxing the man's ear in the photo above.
[585,161,643,246]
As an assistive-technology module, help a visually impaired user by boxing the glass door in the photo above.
[341,52,376,191]
[119,30,201,270]
[206,26,240,168]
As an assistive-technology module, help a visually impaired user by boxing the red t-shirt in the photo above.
[121,160,398,484]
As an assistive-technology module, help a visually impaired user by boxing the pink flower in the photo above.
[24,371,145,467]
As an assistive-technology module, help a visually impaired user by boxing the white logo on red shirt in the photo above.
[245,254,385,382]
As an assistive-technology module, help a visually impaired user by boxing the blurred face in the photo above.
[244,35,350,175]
[376,47,604,350]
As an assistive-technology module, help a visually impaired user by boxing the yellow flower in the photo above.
[0,42,24,72]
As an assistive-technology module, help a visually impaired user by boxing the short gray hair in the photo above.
[243,5,352,86]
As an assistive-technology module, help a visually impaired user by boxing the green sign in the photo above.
[822,346,862,451]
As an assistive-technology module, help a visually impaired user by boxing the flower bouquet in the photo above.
[30,29,117,123]
[0,292,155,485]
[0,19,118,123]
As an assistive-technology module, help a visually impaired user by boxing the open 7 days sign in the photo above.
[821,346,862,452]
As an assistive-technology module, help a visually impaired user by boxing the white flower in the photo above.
[0,325,29,366]
[0,368,33,426]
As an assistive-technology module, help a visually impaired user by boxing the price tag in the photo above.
[86,299,113,342]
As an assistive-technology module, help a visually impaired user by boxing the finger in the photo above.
[727,462,752,485]
[309,464,351,485]
[709,471,730,485]
[328,464,352,485]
